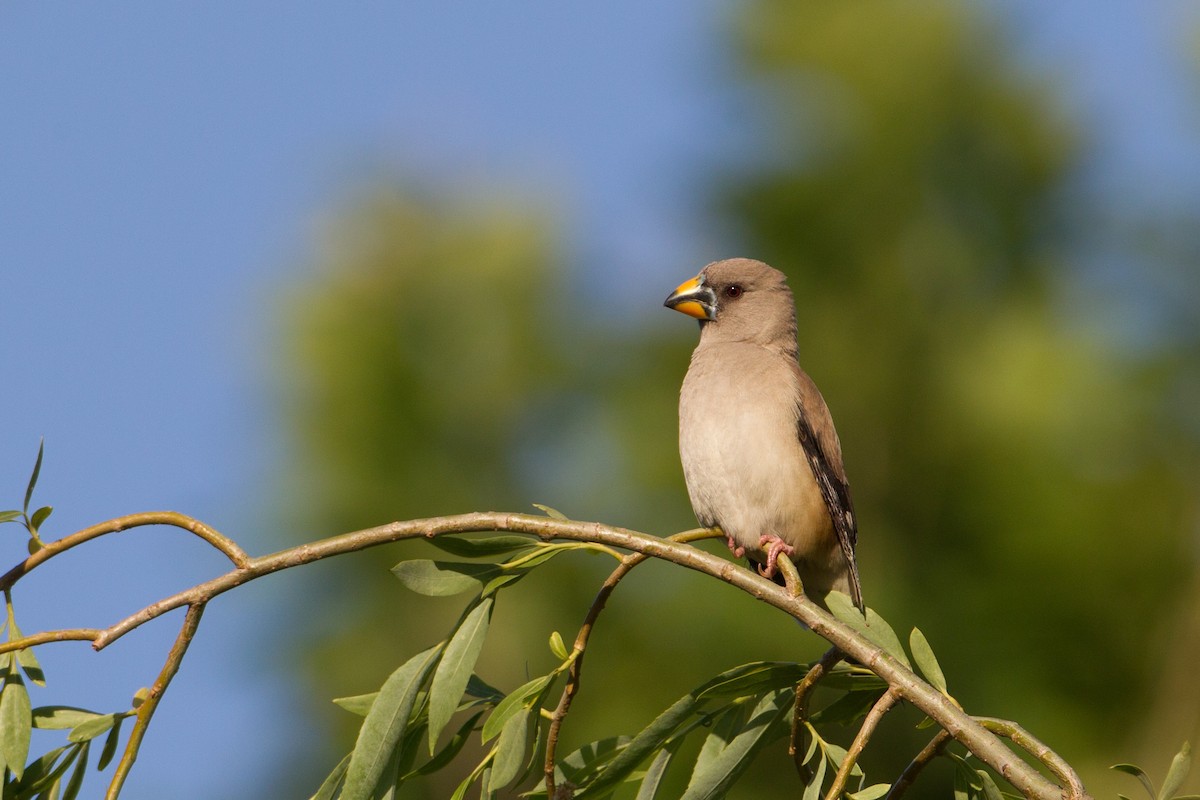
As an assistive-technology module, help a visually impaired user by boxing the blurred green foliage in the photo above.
[275,2,1199,797]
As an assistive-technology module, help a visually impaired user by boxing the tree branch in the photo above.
[824,687,900,800]
[886,729,953,799]
[3,511,1088,800]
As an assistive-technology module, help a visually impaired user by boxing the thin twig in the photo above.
[4,511,1084,800]
[885,729,953,800]
[0,511,249,591]
[791,646,847,777]
[542,528,718,796]
[824,687,900,800]
[0,628,102,653]
[977,717,1087,800]
[105,602,205,800]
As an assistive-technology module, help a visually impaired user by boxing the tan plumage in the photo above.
[665,258,863,610]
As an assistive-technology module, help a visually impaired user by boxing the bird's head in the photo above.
[664,258,797,349]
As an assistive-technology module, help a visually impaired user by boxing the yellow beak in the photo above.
[663,275,716,321]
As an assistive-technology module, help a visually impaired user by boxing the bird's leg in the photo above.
[757,534,795,579]
[725,533,746,559]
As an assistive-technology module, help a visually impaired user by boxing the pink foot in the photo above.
[725,534,746,559]
[757,534,794,579]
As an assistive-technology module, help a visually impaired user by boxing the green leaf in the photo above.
[694,661,808,700]
[810,688,884,725]
[29,506,53,534]
[32,707,106,730]
[7,616,45,686]
[0,510,21,524]
[342,644,443,800]
[428,535,539,558]
[634,738,684,800]
[309,752,350,800]
[490,705,533,789]
[466,673,505,704]
[549,630,570,661]
[428,598,494,753]
[1160,742,1192,800]
[576,695,701,796]
[977,769,1004,800]
[532,503,568,520]
[481,673,554,743]
[416,710,485,776]
[24,439,44,514]
[554,736,630,789]
[1113,763,1157,800]
[802,748,828,800]
[334,693,380,717]
[1,674,33,779]
[909,627,947,693]
[679,689,793,800]
[848,784,892,800]
[61,741,88,800]
[97,717,123,771]
[68,712,119,743]
[825,594,910,667]
[391,560,502,596]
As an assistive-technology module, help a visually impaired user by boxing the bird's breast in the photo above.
[678,344,831,555]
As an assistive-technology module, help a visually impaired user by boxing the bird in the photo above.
[664,258,863,611]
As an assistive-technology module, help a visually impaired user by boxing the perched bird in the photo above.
[664,258,863,610]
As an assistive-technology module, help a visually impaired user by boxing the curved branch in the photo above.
[791,646,846,777]
[0,511,249,591]
[0,628,102,653]
[5,511,1086,800]
[977,717,1087,800]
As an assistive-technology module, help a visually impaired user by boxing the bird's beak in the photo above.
[664,275,716,321]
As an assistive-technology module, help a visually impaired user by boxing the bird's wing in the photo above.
[793,367,864,610]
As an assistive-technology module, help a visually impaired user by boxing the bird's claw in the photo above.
[725,534,746,559]
[756,534,794,579]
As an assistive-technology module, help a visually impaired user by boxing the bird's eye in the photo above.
[724,285,743,299]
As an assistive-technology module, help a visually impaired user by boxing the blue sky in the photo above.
[1,3,1197,797]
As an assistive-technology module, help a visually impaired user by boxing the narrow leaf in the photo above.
[634,738,684,800]
[481,673,554,743]
[428,535,538,558]
[694,661,808,700]
[1,674,33,778]
[848,784,892,800]
[416,710,485,776]
[0,510,22,524]
[810,688,884,725]
[68,713,119,743]
[97,717,123,771]
[977,769,1004,800]
[1113,763,1157,800]
[309,752,350,800]
[24,439,44,513]
[8,617,45,686]
[342,644,443,800]
[802,749,828,800]
[466,673,505,703]
[428,598,494,753]
[532,503,568,520]
[909,628,947,693]
[1159,742,1192,800]
[679,689,793,800]
[576,694,701,796]
[391,560,502,596]
[490,705,532,789]
[555,736,631,789]
[334,693,379,717]
[61,741,89,800]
